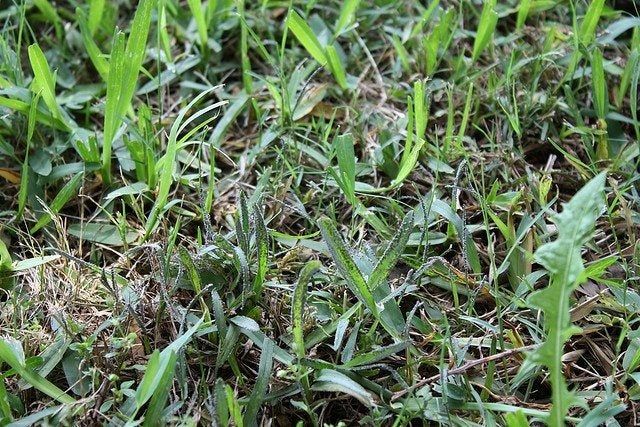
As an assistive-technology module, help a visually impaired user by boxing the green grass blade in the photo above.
[413,80,427,140]
[579,0,605,45]
[146,87,216,236]
[102,31,126,184]
[87,0,105,35]
[590,48,608,120]
[30,172,84,233]
[102,0,153,184]
[17,90,41,220]
[472,0,498,61]
[287,10,327,65]
[367,211,413,291]
[209,92,249,147]
[334,134,356,204]
[325,44,348,89]
[76,8,109,81]
[317,217,378,316]
[335,0,360,35]
[27,44,66,127]
[292,260,322,359]
[0,338,75,404]
[243,338,274,426]
[187,0,208,53]
[252,205,269,295]
[142,351,178,426]
[516,0,531,30]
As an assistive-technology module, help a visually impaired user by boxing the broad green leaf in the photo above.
[287,11,327,66]
[68,223,139,246]
[292,83,327,121]
[13,255,60,271]
[527,173,606,426]
[579,0,605,46]
[229,316,260,332]
[312,369,374,407]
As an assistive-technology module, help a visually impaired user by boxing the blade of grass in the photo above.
[0,338,75,404]
[27,44,67,127]
[243,338,274,426]
[287,10,327,65]
[102,0,153,184]
[472,0,498,61]
[317,217,378,317]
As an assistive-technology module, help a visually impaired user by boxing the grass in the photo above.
[0,0,639,425]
